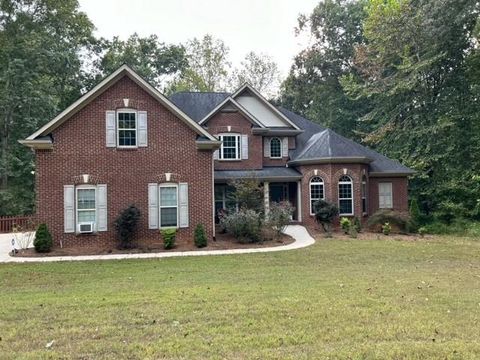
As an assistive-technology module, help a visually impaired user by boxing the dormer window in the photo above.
[117,110,137,147]
[270,137,282,158]
[218,134,241,160]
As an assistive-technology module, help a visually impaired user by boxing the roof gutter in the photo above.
[251,128,304,136]
[214,175,302,183]
[196,140,222,150]
[18,139,53,150]
[288,156,373,166]
[369,171,415,177]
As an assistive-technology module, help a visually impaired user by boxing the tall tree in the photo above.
[342,0,480,218]
[280,0,369,138]
[229,52,280,98]
[94,34,187,88]
[0,0,95,215]
[167,34,230,93]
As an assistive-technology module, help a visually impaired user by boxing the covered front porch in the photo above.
[214,168,303,222]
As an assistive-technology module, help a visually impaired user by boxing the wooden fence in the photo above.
[0,215,35,233]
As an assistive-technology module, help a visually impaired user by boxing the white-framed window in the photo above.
[379,182,393,209]
[117,110,137,147]
[361,175,367,214]
[76,186,96,229]
[159,184,178,228]
[338,175,354,215]
[270,137,282,158]
[309,177,324,215]
[219,134,241,160]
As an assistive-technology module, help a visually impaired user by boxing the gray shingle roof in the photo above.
[169,92,414,175]
[170,92,229,122]
[214,168,302,182]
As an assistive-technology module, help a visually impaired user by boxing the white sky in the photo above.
[78,0,319,80]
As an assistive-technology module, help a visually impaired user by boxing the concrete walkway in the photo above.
[0,225,315,263]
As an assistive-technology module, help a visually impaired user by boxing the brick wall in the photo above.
[207,112,263,170]
[368,177,409,213]
[35,76,214,248]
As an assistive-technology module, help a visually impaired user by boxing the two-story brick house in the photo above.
[20,65,413,248]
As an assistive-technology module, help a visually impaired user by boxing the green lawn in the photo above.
[1,235,480,359]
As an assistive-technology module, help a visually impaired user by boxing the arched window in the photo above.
[361,175,367,214]
[270,137,282,158]
[310,177,324,215]
[338,175,353,215]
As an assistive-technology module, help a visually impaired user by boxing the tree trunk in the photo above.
[1,112,11,190]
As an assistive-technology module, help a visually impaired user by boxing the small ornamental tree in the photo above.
[114,205,141,249]
[268,201,295,238]
[228,177,264,213]
[313,200,339,237]
[34,223,53,253]
[194,224,208,248]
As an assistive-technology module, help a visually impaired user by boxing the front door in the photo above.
[269,183,288,203]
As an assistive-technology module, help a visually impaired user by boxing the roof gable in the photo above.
[24,65,216,142]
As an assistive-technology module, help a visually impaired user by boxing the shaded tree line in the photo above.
[0,0,280,216]
[281,0,480,224]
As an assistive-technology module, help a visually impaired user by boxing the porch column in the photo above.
[297,180,302,222]
[264,181,270,217]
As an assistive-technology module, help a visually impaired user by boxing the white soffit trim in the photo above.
[26,65,216,142]
[231,83,301,130]
[198,96,266,128]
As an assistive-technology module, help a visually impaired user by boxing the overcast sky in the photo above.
[78,0,319,80]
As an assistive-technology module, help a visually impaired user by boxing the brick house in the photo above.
[20,65,413,247]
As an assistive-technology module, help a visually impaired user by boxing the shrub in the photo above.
[367,210,410,233]
[418,226,428,237]
[353,217,362,233]
[313,200,339,236]
[340,217,351,234]
[267,201,294,238]
[228,177,264,213]
[114,205,141,249]
[161,228,177,249]
[194,224,208,248]
[34,223,53,253]
[382,222,392,236]
[221,208,262,243]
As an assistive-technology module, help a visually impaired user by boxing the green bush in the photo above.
[34,223,53,253]
[161,228,177,249]
[382,222,392,236]
[367,210,410,233]
[194,224,208,248]
[418,226,428,237]
[114,205,141,249]
[313,200,339,236]
[353,217,362,233]
[221,208,262,243]
[340,217,351,234]
[267,201,294,238]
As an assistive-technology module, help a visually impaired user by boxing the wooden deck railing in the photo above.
[0,215,35,233]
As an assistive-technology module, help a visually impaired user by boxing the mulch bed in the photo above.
[307,227,430,241]
[13,232,294,257]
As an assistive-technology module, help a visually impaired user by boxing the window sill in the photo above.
[217,159,242,162]
[116,147,138,151]
[74,232,99,236]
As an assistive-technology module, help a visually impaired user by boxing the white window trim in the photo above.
[309,177,324,215]
[338,176,354,216]
[218,133,241,161]
[75,185,97,233]
[159,183,179,229]
[269,137,282,159]
[117,109,138,148]
[361,177,367,215]
[379,182,393,209]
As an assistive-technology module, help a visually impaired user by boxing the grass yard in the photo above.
[1,235,480,359]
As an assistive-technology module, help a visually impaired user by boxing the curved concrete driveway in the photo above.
[0,225,315,263]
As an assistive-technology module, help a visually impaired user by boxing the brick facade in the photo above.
[32,71,410,249]
[35,76,214,248]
